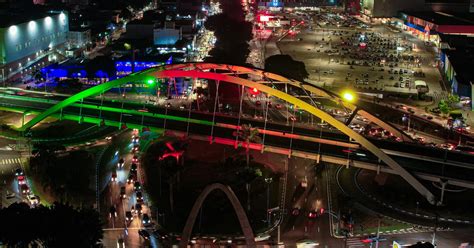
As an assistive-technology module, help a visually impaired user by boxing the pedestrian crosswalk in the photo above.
[0,157,25,166]
[345,238,367,247]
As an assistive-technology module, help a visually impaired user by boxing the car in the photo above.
[20,184,30,194]
[27,194,39,206]
[15,168,24,177]
[138,108,148,113]
[165,102,172,108]
[134,182,142,191]
[180,104,186,110]
[17,175,26,185]
[138,229,150,240]
[275,103,282,109]
[109,206,117,218]
[308,210,319,219]
[105,136,112,141]
[142,214,151,225]
[132,145,139,153]
[127,174,137,184]
[117,237,125,248]
[438,143,454,150]
[134,203,142,215]
[132,135,139,143]
[291,207,301,216]
[125,211,133,221]
[153,229,169,240]
[111,172,117,182]
[120,186,126,199]
[118,158,125,169]
[130,163,138,173]
[300,178,308,188]
[414,137,425,144]
[136,191,143,202]
[132,155,139,163]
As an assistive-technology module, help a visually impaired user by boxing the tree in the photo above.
[265,55,309,81]
[447,94,460,104]
[204,0,253,66]
[0,202,103,247]
[438,100,450,115]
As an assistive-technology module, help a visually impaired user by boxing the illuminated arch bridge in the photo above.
[18,63,436,204]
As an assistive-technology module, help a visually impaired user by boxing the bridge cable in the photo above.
[140,99,146,127]
[261,95,270,153]
[186,78,195,136]
[119,100,125,128]
[98,90,104,120]
[79,98,84,123]
[210,80,220,143]
[289,107,296,158]
[299,84,325,162]
[163,106,168,130]
[235,84,245,147]
[261,78,280,152]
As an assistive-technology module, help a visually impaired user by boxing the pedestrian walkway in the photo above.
[345,237,366,247]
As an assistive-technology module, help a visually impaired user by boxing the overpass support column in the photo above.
[438,179,448,206]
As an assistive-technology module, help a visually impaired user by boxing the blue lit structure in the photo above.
[115,61,164,77]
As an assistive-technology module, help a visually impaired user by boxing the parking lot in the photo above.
[277,10,445,96]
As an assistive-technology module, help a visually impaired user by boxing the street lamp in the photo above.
[341,90,356,102]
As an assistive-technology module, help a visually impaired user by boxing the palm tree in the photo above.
[239,124,261,166]
[237,124,261,211]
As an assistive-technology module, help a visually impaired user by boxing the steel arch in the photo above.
[164,63,412,142]
[179,183,256,248]
[19,63,434,203]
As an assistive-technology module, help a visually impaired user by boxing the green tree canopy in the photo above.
[265,54,309,81]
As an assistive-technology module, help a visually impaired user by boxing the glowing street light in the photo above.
[146,79,155,85]
[342,90,356,102]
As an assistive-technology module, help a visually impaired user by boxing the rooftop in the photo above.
[439,34,474,49]
[402,11,474,26]
[445,49,474,83]
[0,10,64,28]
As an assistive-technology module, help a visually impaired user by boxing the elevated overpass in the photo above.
[1,63,473,205]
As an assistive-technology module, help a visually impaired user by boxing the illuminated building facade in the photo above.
[0,11,69,82]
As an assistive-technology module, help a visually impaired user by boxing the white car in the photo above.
[27,194,39,206]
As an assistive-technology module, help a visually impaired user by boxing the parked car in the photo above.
[138,229,150,240]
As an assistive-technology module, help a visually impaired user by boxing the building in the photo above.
[0,11,69,82]
[438,34,474,108]
[361,0,473,19]
[360,0,425,18]
[396,11,474,44]
[258,0,335,8]
[67,26,91,49]
[154,22,181,46]
[125,19,155,40]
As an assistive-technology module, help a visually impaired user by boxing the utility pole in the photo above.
[375,215,381,248]
[432,213,439,247]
